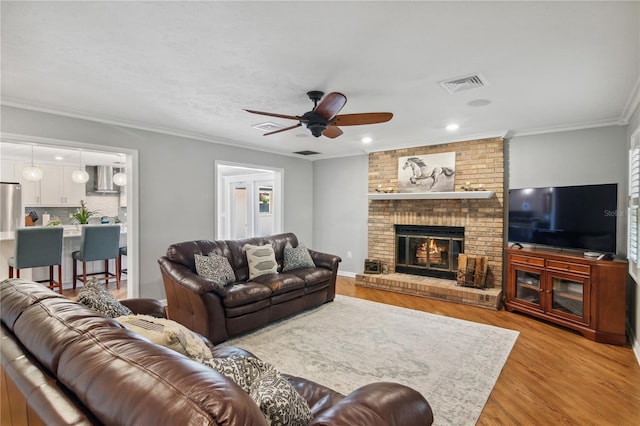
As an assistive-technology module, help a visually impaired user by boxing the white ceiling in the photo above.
[2,1,639,161]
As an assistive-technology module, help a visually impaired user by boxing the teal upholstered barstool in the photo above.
[72,225,121,289]
[8,227,64,294]
[118,246,128,280]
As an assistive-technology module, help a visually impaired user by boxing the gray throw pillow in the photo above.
[76,278,133,318]
[283,242,315,272]
[194,253,236,286]
[243,243,278,280]
[203,356,312,426]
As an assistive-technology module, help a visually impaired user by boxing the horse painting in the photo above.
[401,157,455,190]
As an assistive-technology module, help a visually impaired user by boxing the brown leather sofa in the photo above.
[158,232,341,344]
[1,278,434,426]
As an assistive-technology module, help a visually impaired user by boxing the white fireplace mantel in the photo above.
[368,191,495,200]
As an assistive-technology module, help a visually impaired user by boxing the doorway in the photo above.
[216,161,283,240]
[0,134,139,298]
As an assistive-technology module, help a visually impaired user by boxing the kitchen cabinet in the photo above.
[505,247,627,345]
[1,160,20,182]
[21,162,41,205]
[22,164,85,206]
[62,166,86,205]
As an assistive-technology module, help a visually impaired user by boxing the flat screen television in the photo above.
[508,183,617,254]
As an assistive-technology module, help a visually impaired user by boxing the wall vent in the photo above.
[438,73,487,94]
[293,150,321,156]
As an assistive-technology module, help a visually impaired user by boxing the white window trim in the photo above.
[629,126,640,282]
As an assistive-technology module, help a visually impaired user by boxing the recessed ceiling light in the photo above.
[446,123,459,131]
[467,99,491,107]
[362,137,373,143]
[54,155,64,161]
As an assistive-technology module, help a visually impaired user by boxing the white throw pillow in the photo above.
[243,243,278,280]
[116,314,213,363]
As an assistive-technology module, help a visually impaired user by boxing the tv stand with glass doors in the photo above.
[505,246,627,345]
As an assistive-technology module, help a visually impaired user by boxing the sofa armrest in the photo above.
[120,298,167,318]
[284,374,345,417]
[309,382,433,426]
[308,250,342,271]
[158,257,227,297]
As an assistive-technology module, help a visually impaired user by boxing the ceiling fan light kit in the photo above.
[245,91,393,139]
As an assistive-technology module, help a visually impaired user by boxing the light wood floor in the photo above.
[65,277,640,424]
[336,276,640,425]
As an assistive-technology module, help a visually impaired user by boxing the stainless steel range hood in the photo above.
[86,165,119,194]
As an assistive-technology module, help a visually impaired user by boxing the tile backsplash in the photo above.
[25,195,126,225]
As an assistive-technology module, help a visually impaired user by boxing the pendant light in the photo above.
[22,145,43,181]
[113,154,127,186]
[71,150,90,184]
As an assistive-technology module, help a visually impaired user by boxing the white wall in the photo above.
[313,155,368,275]
[1,106,313,299]
[508,125,629,255]
[627,104,640,362]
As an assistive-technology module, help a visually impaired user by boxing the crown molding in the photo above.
[0,98,317,162]
[363,130,509,154]
[509,118,626,138]
[621,75,640,124]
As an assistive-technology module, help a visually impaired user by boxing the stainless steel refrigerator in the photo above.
[1,182,23,233]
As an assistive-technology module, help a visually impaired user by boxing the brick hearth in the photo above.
[356,273,502,310]
[360,137,505,309]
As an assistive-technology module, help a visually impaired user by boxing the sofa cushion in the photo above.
[116,314,213,362]
[251,273,305,295]
[194,253,236,286]
[244,243,278,280]
[288,268,333,287]
[223,282,273,308]
[203,356,312,426]
[283,242,316,272]
[76,279,133,318]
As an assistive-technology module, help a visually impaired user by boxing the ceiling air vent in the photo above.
[252,122,284,132]
[293,150,321,156]
[438,73,487,94]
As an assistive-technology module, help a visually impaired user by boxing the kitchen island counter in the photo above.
[1,225,127,285]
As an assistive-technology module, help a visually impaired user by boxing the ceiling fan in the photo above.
[245,91,393,139]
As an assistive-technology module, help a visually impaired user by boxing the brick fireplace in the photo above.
[355,137,505,309]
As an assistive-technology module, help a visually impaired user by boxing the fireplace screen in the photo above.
[395,225,464,279]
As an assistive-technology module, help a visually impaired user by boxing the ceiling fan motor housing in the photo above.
[301,111,328,137]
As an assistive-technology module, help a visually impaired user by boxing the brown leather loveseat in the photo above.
[1,278,434,426]
[158,233,341,344]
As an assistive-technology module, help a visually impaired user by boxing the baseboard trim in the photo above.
[338,271,357,278]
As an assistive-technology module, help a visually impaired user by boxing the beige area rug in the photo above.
[227,295,519,426]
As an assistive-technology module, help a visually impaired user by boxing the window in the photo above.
[629,127,640,280]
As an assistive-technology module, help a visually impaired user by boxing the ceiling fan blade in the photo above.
[332,112,393,126]
[313,92,347,121]
[322,125,343,139]
[263,123,301,136]
[244,109,308,122]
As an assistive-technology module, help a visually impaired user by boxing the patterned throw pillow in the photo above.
[243,244,278,280]
[203,356,312,426]
[76,278,133,318]
[194,253,236,286]
[116,314,213,363]
[283,242,316,272]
